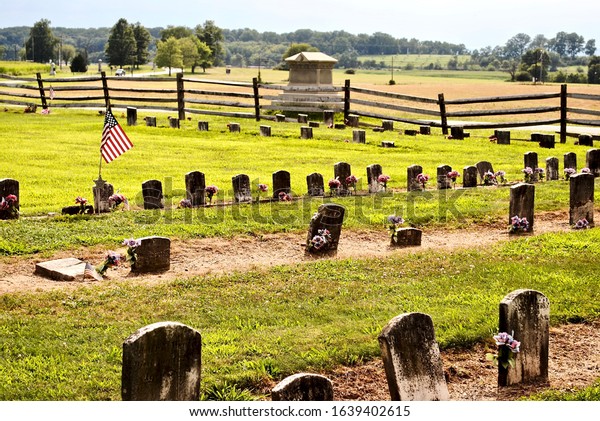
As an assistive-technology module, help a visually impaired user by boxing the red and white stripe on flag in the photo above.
[101,109,133,163]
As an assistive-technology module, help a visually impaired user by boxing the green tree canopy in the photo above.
[195,20,224,66]
[282,43,319,60]
[588,56,600,84]
[132,23,151,68]
[26,19,58,63]
[155,37,183,76]
[105,18,136,67]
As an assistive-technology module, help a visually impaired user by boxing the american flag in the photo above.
[83,262,103,281]
[101,109,133,163]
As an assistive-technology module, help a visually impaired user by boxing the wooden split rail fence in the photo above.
[1,72,599,142]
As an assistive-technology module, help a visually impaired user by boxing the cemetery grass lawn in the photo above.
[0,228,599,400]
[0,109,594,256]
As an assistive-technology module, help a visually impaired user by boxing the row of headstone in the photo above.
[119,288,549,401]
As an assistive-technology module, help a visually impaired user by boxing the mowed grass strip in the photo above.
[0,228,599,400]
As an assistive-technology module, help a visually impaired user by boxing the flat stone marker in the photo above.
[570,173,594,226]
[509,183,535,233]
[272,170,291,199]
[62,205,94,215]
[232,174,252,203]
[309,121,320,128]
[450,126,465,140]
[169,118,180,129]
[198,121,209,131]
[475,161,494,184]
[306,203,345,255]
[498,289,549,387]
[346,114,359,127]
[297,114,308,124]
[34,257,102,282]
[353,129,366,144]
[145,116,157,127]
[228,122,240,133]
[334,162,352,195]
[366,164,384,193]
[538,134,555,149]
[407,164,423,192]
[122,321,202,401]
[271,373,334,401]
[379,312,449,401]
[419,125,431,135]
[185,171,205,207]
[437,165,452,190]
[300,126,313,139]
[131,236,171,273]
[391,227,422,247]
[463,166,478,188]
[564,152,577,172]
[524,152,539,182]
[578,134,593,147]
[404,129,418,136]
[306,173,325,196]
[0,178,19,220]
[586,148,600,177]
[260,125,271,137]
[142,179,164,210]
[545,157,559,181]
[93,176,114,214]
[381,141,395,148]
[276,114,286,122]
[495,130,511,145]
[382,120,394,131]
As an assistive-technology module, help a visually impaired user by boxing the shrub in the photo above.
[552,71,567,83]
[388,79,396,85]
[70,54,88,73]
[515,71,532,82]
[344,69,355,75]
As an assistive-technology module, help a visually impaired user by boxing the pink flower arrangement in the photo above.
[109,193,129,210]
[258,183,268,192]
[487,331,521,369]
[416,173,429,189]
[0,194,18,215]
[308,228,332,251]
[328,178,341,195]
[205,185,218,204]
[278,191,292,202]
[179,198,192,208]
[377,174,391,191]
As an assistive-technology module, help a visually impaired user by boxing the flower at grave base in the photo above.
[96,250,123,275]
[535,167,545,181]
[328,178,341,195]
[308,229,332,251]
[278,191,292,202]
[509,215,529,233]
[122,238,141,265]
[447,170,460,181]
[581,167,591,174]
[346,175,358,186]
[415,173,428,189]
[75,196,87,205]
[179,198,192,209]
[5,194,17,204]
[574,218,590,229]
[378,174,391,191]
[494,171,507,185]
[522,166,534,183]
[564,168,576,180]
[387,215,405,240]
[487,331,521,369]
[483,171,497,186]
[205,185,218,204]
[109,193,128,208]
[258,183,268,193]
[122,238,141,249]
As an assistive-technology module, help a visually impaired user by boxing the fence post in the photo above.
[438,93,448,135]
[252,77,260,121]
[344,79,351,121]
[101,71,111,110]
[176,73,185,121]
[36,73,47,110]
[560,84,567,144]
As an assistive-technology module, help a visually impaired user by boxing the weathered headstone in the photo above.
[323,110,334,127]
[450,126,464,140]
[498,289,549,387]
[407,165,423,192]
[306,173,325,196]
[545,157,559,181]
[578,134,593,147]
[131,236,171,273]
[509,183,535,233]
[198,121,209,131]
[346,114,359,127]
[391,228,422,247]
[228,122,240,133]
[366,164,384,193]
[35,257,102,282]
[272,170,291,199]
[169,118,180,129]
[276,114,286,123]
[0,178,19,220]
[382,120,394,131]
[61,204,94,215]
[404,129,418,136]
[92,177,114,214]
[353,129,366,144]
[334,162,352,195]
[126,107,137,126]
[564,152,577,172]
[463,166,478,188]
[185,171,205,207]
[381,141,395,148]
[260,125,272,137]
[232,174,252,203]
[306,203,345,255]
[436,165,452,190]
[475,161,494,184]
[495,130,511,145]
[145,116,157,127]
[585,148,600,177]
[142,179,164,210]
[538,134,555,149]
[378,312,449,401]
[271,373,333,401]
[309,121,320,128]
[300,126,313,139]
[334,123,346,130]
[122,321,202,401]
[420,125,431,135]
[524,152,539,182]
[297,114,308,124]
[569,173,594,226]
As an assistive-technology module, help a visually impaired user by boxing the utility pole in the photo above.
[539,50,544,84]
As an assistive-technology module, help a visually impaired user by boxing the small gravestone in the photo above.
[145,116,157,127]
[407,165,423,192]
[353,129,366,144]
[92,177,114,214]
[538,134,555,149]
[463,166,478,188]
[131,236,170,273]
[373,127,385,133]
[495,130,511,145]
[569,173,594,226]
[185,171,205,207]
[272,170,291,199]
[379,312,449,401]
[306,173,324,196]
[260,125,271,137]
[585,148,600,177]
[404,129,418,136]
[126,107,137,126]
[420,125,431,135]
[35,257,101,282]
[382,120,394,131]
[198,121,209,131]
[0,178,19,220]
[366,164,383,193]
[306,203,345,255]
[300,126,313,139]
[228,122,240,133]
[334,123,346,129]
[276,114,286,122]
[564,152,577,172]
[142,179,164,210]
[530,133,543,143]
[524,152,539,182]
[122,322,202,401]
[475,161,494,184]
[450,126,465,140]
[578,134,593,147]
[509,183,535,233]
[62,205,94,215]
[391,228,422,247]
[323,110,334,127]
[271,373,333,401]
[169,118,180,129]
[232,174,252,203]
[346,114,359,127]
[334,162,352,195]
[297,114,308,124]
[309,121,320,128]
[381,141,395,148]
[545,157,559,181]
[498,289,549,387]
[436,165,452,190]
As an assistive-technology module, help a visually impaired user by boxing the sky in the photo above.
[2,0,599,50]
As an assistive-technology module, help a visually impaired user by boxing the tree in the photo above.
[505,33,531,59]
[26,19,57,63]
[521,48,550,82]
[565,32,585,59]
[105,18,136,68]
[585,39,597,57]
[588,56,600,84]
[529,34,548,50]
[155,37,183,76]
[61,44,76,66]
[178,36,211,73]
[282,43,318,60]
[549,31,568,57]
[195,20,224,66]
[132,23,151,68]
[160,26,193,41]
[70,52,88,73]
